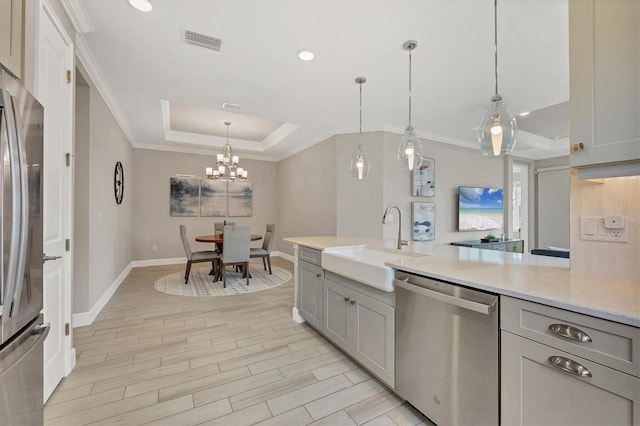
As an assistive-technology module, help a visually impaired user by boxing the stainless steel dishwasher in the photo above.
[394,270,499,426]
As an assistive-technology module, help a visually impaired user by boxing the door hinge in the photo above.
[66,69,72,84]
[65,239,70,252]
[65,323,70,336]
[65,152,74,167]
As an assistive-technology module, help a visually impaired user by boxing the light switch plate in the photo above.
[580,216,628,243]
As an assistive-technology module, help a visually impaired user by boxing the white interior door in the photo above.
[35,1,74,401]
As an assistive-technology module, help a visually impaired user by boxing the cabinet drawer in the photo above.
[502,296,640,377]
[501,330,640,426]
[299,246,322,266]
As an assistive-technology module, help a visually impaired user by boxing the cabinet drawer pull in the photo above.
[344,297,350,303]
[548,324,592,342]
[316,273,321,278]
[350,300,356,305]
[548,356,592,377]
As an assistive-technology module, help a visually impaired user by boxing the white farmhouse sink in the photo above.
[321,246,414,292]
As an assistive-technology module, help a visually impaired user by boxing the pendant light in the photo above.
[398,40,422,171]
[350,77,370,180]
[478,0,517,156]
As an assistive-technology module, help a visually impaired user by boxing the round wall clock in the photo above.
[114,161,124,204]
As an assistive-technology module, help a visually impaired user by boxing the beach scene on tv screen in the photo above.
[459,187,503,231]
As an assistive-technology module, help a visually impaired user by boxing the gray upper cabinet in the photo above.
[569,0,640,168]
[0,0,23,78]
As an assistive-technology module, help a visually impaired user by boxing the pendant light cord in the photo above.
[359,80,363,135]
[494,0,499,97]
[408,49,413,126]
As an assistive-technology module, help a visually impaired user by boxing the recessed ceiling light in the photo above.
[297,49,314,61]
[129,0,152,12]
[519,111,530,117]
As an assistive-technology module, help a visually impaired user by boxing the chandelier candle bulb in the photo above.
[206,167,213,176]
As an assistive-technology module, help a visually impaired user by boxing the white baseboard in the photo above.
[71,253,294,328]
[292,307,305,324]
[274,251,294,262]
[131,257,186,267]
[72,262,133,328]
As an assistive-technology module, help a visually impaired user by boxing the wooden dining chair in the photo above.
[250,223,276,274]
[179,225,218,284]
[219,225,250,287]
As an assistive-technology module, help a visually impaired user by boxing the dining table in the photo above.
[195,233,263,281]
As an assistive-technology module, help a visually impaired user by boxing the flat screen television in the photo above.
[458,186,504,232]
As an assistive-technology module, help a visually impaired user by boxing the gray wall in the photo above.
[276,136,337,255]
[534,156,570,249]
[380,133,504,246]
[337,132,385,238]
[131,150,278,260]
[72,66,134,313]
[73,71,90,313]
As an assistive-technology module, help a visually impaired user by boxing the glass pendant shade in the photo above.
[397,125,423,171]
[350,76,370,180]
[350,143,370,180]
[478,95,517,156]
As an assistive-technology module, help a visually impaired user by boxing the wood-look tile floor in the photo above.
[45,257,433,426]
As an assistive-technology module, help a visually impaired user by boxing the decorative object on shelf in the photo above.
[398,40,423,171]
[481,234,499,243]
[170,177,200,217]
[114,161,124,205]
[205,121,249,181]
[412,202,435,241]
[228,181,252,217]
[350,76,370,180]
[411,157,435,197]
[477,0,517,156]
[200,180,227,217]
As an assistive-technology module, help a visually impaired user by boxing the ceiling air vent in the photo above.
[184,30,222,52]
[222,102,244,111]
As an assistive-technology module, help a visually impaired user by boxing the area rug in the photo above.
[153,264,292,297]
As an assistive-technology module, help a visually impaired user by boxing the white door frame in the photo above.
[35,0,75,400]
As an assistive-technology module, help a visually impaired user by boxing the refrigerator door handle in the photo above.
[1,91,21,320]
[9,94,29,316]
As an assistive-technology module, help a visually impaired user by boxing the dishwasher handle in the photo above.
[394,278,497,315]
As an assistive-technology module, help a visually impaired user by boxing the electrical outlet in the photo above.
[152,244,158,252]
[580,216,629,242]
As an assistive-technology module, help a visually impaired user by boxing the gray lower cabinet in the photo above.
[501,296,640,425]
[501,331,639,426]
[298,259,323,330]
[323,275,395,388]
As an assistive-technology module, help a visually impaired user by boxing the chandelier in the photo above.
[206,121,248,181]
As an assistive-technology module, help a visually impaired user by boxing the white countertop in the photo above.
[284,236,640,327]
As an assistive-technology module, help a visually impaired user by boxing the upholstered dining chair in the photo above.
[214,221,235,233]
[250,223,275,274]
[219,225,250,287]
[179,225,218,284]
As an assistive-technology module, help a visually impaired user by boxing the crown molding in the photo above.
[133,142,280,162]
[60,0,94,34]
[75,36,137,147]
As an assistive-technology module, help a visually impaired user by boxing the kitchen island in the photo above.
[284,236,639,327]
[284,236,640,426]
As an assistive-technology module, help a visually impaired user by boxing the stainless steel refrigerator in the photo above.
[0,69,48,425]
